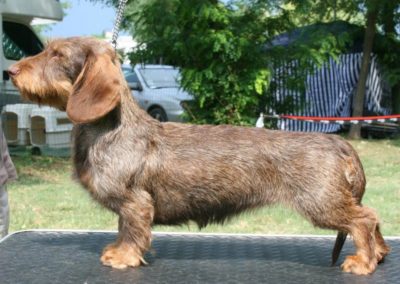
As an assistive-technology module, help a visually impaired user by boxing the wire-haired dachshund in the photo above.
[8,37,389,275]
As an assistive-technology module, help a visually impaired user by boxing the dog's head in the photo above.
[8,37,122,123]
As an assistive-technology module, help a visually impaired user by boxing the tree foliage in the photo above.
[132,1,280,124]
[91,0,400,127]
[95,0,347,125]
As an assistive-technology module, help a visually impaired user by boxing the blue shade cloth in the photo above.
[269,53,391,132]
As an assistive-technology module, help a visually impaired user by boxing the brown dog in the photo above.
[8,37,389,275]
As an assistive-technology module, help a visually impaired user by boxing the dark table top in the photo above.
[0,230,398,284]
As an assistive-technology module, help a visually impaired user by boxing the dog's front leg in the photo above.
[100,193,154,269]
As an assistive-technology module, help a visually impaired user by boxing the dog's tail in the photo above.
[331,231,348,266]
[331,153,366,266]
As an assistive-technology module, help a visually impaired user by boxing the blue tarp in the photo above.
[268,22,391,132]
[271,54,391,132]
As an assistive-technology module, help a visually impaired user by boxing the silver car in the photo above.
[124,64,193,122]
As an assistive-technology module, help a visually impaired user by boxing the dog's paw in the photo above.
[100,242,145,269]
[341,255,377,275]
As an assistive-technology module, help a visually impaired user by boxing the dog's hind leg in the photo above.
[340,206,379,275]
[100,191,154,269]
[297,194,383,275]
[374,223,390,263]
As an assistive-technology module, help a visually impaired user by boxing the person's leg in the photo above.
[0,185,9,238]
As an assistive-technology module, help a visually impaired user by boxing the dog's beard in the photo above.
[13,76,71,111]
[22,91,68,111]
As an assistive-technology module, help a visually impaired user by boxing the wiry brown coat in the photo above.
[9,37,389,275]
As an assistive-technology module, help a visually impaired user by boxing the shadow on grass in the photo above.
[10,152,71,186]
[389,138,400,147]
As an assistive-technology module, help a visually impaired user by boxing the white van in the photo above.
[0,0,63,109]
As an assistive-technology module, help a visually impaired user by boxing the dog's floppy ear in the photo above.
[66,51,121,124]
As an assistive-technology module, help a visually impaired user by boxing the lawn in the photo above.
[7,138,400,236]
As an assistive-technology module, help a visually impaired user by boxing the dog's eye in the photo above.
[51,50,63,58]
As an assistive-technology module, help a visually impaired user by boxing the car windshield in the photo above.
[138,68,180,88]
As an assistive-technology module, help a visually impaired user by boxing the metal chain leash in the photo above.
[111,0,128,50]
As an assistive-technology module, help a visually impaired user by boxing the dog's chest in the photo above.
[72,126,98,194]
[72,124,118,197]
[71,122,148,205]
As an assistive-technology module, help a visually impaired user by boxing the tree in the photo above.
[92,0,400,131]
[120,1,273,124]
[288,0,364,25]
[348,1,379,140]
[380,1,400,115]
[91,0,345,125]
[347,0,400,139]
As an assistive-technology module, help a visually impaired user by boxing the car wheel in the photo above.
[148,107,168,122]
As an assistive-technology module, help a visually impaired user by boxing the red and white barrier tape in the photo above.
[256,113,400,128]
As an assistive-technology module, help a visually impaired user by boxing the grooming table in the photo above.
[0,231,398,284]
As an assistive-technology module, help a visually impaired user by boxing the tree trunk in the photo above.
[393,85,400,114]
[348,6,378,139]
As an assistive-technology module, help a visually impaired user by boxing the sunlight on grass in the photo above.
[7,138,400,236]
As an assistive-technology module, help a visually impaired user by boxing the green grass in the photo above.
[8,139,400,236]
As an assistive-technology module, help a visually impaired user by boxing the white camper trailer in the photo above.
[0,0,63,108]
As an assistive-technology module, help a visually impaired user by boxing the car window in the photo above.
[138,68,180,88]
[122,66,133,75]
[2,21,43,61]
[125,72,139,84]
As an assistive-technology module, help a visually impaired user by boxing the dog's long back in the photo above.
[153,123,363,227]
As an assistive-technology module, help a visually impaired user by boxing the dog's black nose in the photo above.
[8,66,20,77]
